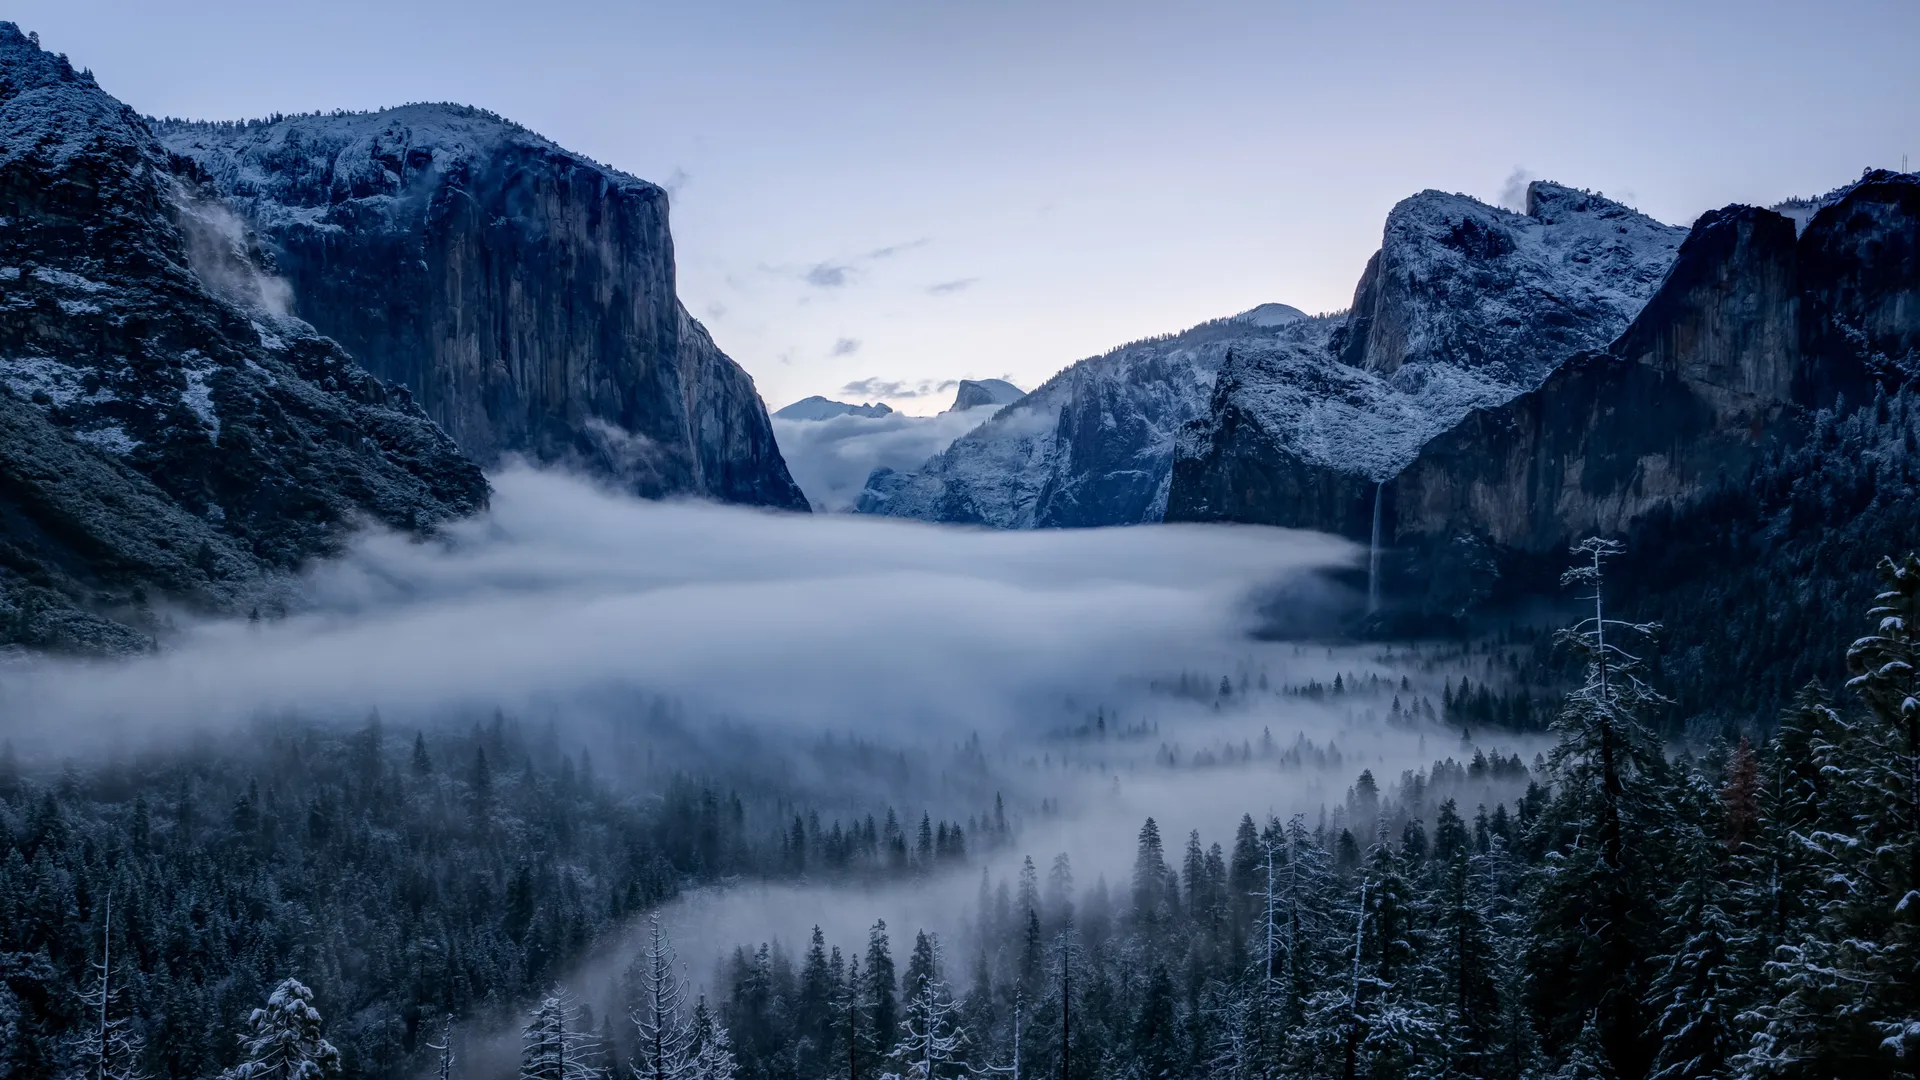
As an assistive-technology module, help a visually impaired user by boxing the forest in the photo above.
[2,544,1917,1080]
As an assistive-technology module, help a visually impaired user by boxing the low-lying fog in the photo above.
[0,465,1553,1072]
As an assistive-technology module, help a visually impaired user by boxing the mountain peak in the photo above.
[1231,303,1308,327]
[946,379,1024,412]
[1524,180,1658,226]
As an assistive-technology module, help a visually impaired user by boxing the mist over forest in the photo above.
[5,10,1920,1080]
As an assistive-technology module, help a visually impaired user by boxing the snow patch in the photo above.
[182,354,220,441]
[71,424,139,456]
[31,266,108,292]
[0,353,90,407]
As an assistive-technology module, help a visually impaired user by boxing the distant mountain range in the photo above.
[775,397,896,421]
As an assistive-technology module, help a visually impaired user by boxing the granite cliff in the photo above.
[0,24,487,650]
[156,106,806,509]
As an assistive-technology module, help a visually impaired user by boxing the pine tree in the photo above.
[521,989,601,1080]
[1528,538,1671,1079]
[1645,769,1740,1080]
[886,932,968,1080]
[218,979,342,1080]
[1747,554,1920,1075]
[65,891,147,1080]
[864,922,899,1060]
[631,916,694,1080]
[424,1015,454,1080]
[687,999,737,1080]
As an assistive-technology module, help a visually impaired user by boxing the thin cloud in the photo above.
[927,278,979,296]
[791,238,932,289]
[804,262,854,288]
[866,238,930,260]
[1499,166,1534,212]
[840,377,959,400]
[831,337,862,356]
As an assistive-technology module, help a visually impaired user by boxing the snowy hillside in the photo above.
[855,306,1309,527]
[1339,182,1685,395]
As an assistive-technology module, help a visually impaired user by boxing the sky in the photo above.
[14,0,1919,413]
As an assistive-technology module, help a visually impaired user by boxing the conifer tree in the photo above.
[886,932,968,1080]
[521,989,600,1080]
[631,916,694,1080]
[219,979,342,1080]
[1529,538,1671,1079]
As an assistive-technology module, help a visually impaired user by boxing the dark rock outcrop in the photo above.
[156,106,807,510]
[0,24,487,650]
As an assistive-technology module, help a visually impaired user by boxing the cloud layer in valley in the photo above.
[0,466,1355,759]
[773,405,994,511]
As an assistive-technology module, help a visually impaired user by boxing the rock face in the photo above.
[857,309,1300,527]
[156,106,807,510]
[1384,176,1916,587]
[0,24,488,650]
[946,378,1023,412]
[1169,169,1920,621]
[1167,184,1686,531]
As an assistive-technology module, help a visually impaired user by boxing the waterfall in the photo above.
[1367,480,1384,614]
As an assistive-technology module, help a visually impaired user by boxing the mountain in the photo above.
[0,24,486,651]
[774,396,895,421]
[154,105,807,510]
[856,306,1309,527]
[945,378,1023,412]
[1165,168,1920,644]
[1379,171,1919,617]
[1166,183,1688,535]
[1231,302,1308,327]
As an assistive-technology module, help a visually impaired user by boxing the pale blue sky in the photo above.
[17,1,1919,412]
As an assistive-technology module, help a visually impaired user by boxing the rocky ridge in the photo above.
[0,24,487,650]
[155,105,806,510]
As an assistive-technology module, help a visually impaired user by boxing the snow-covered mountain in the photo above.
[1173,169,1920,622]
[1167,183,1688,530]
[856,306,1307,527]
[775,396,896,421]
[864,183,1685,531]
[946,378,1024,412]
[0,25,486,650]
[156,104,807,510]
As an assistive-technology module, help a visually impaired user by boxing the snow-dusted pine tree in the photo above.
[883,932,969,1080]
[218,979,342,1080]
[423,1014,454,1080]
[1745,554,1920,1074]
[521,989,601,1080]
[1528,537,1671,1079]
[687,999,737,1080]
[64,891,146,1080]
[630,915,695,1080]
